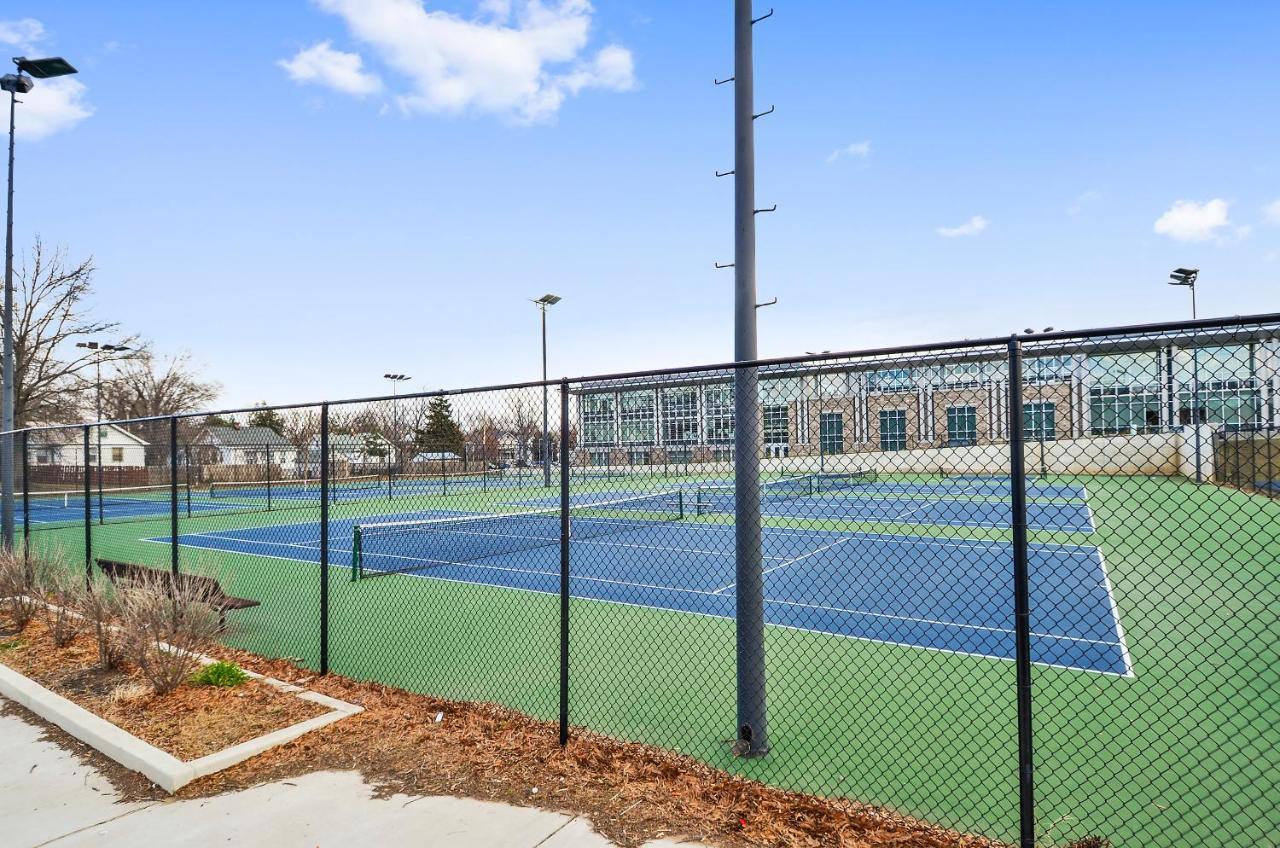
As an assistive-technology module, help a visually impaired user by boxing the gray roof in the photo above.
[199,426,291,448]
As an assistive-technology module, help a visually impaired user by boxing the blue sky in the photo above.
[5,1,1278,408]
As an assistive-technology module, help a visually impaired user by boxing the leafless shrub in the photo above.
[80,572,125,671]
[0,548,51,629]
[118,576,222,695]
[39,565,87,648]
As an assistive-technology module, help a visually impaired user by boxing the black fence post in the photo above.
[1007,337,1035,848]
[266,443,273,511]
[319,403,330,675]
[559,379,571,747]
[20,429,29,554]
[82,425,92,580]
[169,417,179,575]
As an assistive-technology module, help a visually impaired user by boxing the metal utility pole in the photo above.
[2,55,78,549]
[730,0,771,757]
[532,294,561,488]
[1169,268,1201,483]
[76,341,130,522]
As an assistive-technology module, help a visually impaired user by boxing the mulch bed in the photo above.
[0,608,1022,848]
[0,614,327,761]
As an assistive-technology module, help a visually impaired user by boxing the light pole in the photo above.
[76,342,130,521]
[384,374,410,482]
[1169,268,1201,483]
[806,352,830,473]
[532,294,561,488]
[2,55,78,549]
[1021,329,1053,476]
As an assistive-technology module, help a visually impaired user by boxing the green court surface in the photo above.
[26,473,1279,848]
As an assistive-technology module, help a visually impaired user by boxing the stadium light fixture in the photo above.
[1168,268,1199,319]
[531,295,561,487]
[3,55,80,549]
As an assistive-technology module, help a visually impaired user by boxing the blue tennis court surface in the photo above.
[513,489,1095,533]
[152,511,1129,676]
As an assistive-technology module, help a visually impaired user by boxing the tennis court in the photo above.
[151,493,1127,676]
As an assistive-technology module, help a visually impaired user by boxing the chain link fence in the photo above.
[10,314,1278,847]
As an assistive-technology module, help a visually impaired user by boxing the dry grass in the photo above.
[0,615,327,760]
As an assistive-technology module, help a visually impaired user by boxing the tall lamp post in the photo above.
[3,55,79,548]
[1020,329,1054,476]
[1168,267,1201,483]
[76,342,130,521]
[806,352,830,473]
[532,294,561,488]
[384,374,410,480]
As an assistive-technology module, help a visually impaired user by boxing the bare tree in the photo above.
[9,239,131,425]
[100,349,221,463]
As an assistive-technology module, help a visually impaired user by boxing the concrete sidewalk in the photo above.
[0,705,701,848]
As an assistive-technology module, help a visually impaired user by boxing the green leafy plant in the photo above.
[0,637,23,652]
[190,660,249,688]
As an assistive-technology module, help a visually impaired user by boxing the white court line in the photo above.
[1095,546,1135,678]
[713,536,857,594]
[150,533,1129,677]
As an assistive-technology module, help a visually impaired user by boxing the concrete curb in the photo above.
[0,630,362,793]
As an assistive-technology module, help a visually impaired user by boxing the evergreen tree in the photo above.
[248,403,286,435]
[413,397,465,456]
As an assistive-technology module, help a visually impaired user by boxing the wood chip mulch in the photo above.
[0,617,328,760]
[0,609,1013,847]
[173,644,1010,848]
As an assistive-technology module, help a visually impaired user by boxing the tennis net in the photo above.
[693,470,875,515]
[24,484,190,511]
[208,474,384,500]
[354,490,684,579]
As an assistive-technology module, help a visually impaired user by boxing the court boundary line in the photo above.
[146,528,1131,677]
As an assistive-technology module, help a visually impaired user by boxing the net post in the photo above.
[82,425,92,581]
[1006,336,1036,848]
[319,403,330,675]
[20,429,29,555]
[351,525,361,582]
[559,379,571,747]
[169,416,179,576]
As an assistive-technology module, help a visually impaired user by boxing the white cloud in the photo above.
[936,215,988,238]
[279,41,384,96]
[1153,198,1231,242]
[0,19,94,139]
[290,0,636,123]
[1265,199,1280,225]
[17,77,93,140]
[1265,250,1279,263]
[825,141,871,164]
[1067,189,1102,215]
[0,18,44,52]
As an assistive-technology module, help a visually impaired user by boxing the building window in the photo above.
[620,390,655,446]
[879,409,908,451]
[705,385,735,444]
[1025,356,1073,383]
[581,394,616,447]
[626,448,652,465]
[1023,402,1056,442]
[111,447,124,463]
[763,404,789,446]
[667,447,693,464]
[1179,379,1262,429]
[946,406,977,446]
[819,412,844,454]
[588,450,611,467]
[711,447,734,463]
[867,368,914,393]
[661,387,699,445]
[1090,387,1161,435]
[36,448,58,465]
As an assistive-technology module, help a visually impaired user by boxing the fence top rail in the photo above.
[7,310,1278,437]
